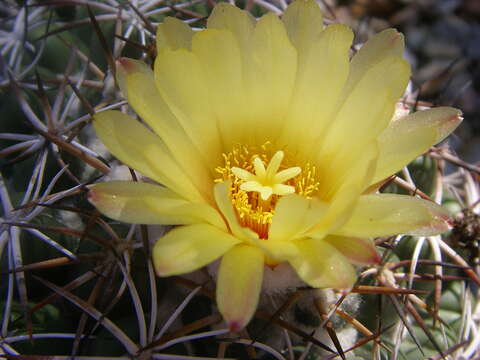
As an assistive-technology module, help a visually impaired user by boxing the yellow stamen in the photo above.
[215,143,320,239]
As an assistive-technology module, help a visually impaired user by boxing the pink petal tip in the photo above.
[439,112,463,138]
[372,251,382,264]
[86,187,98,205]
[116,57,135,73]
[228,320,243,332]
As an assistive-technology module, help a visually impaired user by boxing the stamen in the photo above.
[215,143,320,239]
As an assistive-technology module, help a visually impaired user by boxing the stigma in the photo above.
[231,151,301,201]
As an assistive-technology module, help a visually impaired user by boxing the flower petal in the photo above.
[319,56,410,180]
[88,181,226,229]
[207,2,255,56]
[217,244,264,331]
[115,58,213,201]
[247,13,297,140]
[281,24,353,153]
[157,17,193,52]
[307,142,378,237]
[269,195,328,242]
[289,238,356,288]
[192,29,249,149]
[93,110,204,202]
[282,0,323,58]
[153,224,240,276]
[372,107,463,183]
[213,181,251,240]
[252,238,299,262]
[335,194,451,238]
[324,235,381,265]
[154,48,222,165]
[346,28,404,93]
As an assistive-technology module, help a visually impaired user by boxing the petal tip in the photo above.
[415,206,452,235]
[152,253,172,277]
[439,110,463,138]
[116,57,130,68]
[337,287,353,296]
[116,57,137,75]
[153,256,178,277]
[372,251,382,264]
[221,309,254,333]
[435,211,453,232]
[227,320,244,332]
[153,265,169,277]
[332,278,356,291]
[358,240,382,265]
[383,28,403,45]
[86,186,99,205]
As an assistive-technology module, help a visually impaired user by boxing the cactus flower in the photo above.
[88,0,462,330]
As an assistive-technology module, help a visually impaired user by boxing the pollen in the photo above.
[215,143,320,239]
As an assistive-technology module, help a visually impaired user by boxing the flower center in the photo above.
[215,143,320,239]
[231,150,300,201]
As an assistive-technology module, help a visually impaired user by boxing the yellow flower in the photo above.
[88,0,462,330]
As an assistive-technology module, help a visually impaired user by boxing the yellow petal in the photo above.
[192,29,248,148]
[93,110,204,203]
[308,142,378,237]
[373,107,463,183]
[318,56,410,183]
[281,24,352,152]
[88,181,226,229]
[308,185,361,239]
[289,238,356,288]
[153,224,240,276]
[324,138,379,199]
[217,244,264,331]
[322,55,410,150]
[269,195,327,242]
[251,238,299,262]
[213,181,251,240]
[207,2,255,56]
[157,17,194,52]
[154,49,221,165]
[115,58,213,201]
[324,235,381,265]
[346,28,404,93]
[247,13,297,140]
[282,0,323,58]
[335,194,451,238]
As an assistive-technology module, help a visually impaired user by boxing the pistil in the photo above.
[231,151,301,201]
